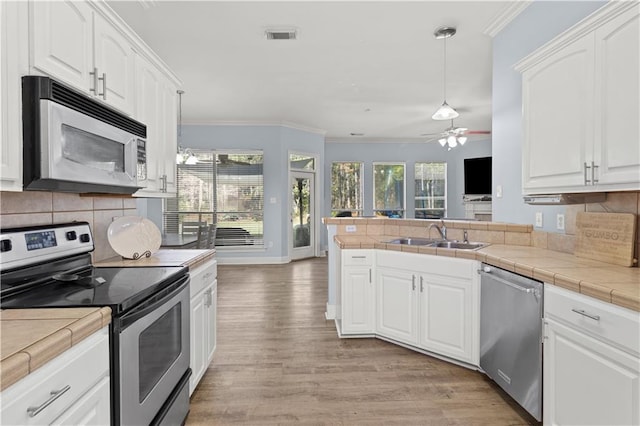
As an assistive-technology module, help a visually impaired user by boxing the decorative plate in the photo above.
[107,216,161,260]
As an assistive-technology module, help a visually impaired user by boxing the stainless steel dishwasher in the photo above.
[479,263,543,421]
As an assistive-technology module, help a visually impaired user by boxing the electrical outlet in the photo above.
[557,213,565,231]
[496,185,503,198]
[346,225,357,233]
[535,212,543,228]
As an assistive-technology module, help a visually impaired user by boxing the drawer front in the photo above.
[190,259,217,296]
[1,327,110,425]
[545,284,640,355]
[342,250,373,266]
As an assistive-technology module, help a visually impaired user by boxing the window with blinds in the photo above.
[415,162,447,219]
[163,150,264,248]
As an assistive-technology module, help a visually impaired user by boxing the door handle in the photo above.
[584,162,591,185]
[27,385,71,417]
[571,308,600,321]
[420,276,424,292]
[90,67,99,95]
[591,161,598,184]
[98,72,107,100]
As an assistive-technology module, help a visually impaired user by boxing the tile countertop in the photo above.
[334,235,640,312]
[96,249,216,269]
[0,307,112,391]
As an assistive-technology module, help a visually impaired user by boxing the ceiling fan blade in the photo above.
[420,131,447,137]
[464,130,491,135]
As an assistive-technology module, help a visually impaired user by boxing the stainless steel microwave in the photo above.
[22,76,147,194]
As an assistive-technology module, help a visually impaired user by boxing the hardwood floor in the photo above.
[186,258,536,425]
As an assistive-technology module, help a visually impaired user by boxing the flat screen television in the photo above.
[464,156,492,195]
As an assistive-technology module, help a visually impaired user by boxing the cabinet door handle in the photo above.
[584,162,591,185]
[591,161,598,184]
[571,308,600,321]
[98,73,107,100]
[412,275,416,291]
[420,276,424,292]
[351,256,366,259]
[369,268,372,283]
[27,385,71,417]
[90,67,99,95]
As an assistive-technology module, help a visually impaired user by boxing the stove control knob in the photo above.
[0,239,12,252]
[80,234,91,243]
[66,231,77,241]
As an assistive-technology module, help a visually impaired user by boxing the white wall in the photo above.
[491,0,606,231]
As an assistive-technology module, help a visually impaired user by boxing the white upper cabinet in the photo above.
[134,55,178,198]
[93,12,135,115]
[0,1,28,192]
[593,8,640,187]
[30,0,135,115]
[0,0,181,193]
[517,3,640,195]
[30,0,93,93]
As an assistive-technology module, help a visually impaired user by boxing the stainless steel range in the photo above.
[1,222,191,426]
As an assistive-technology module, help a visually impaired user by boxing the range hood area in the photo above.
[523,193,607,205]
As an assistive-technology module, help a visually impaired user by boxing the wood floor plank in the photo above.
[186,258,537,425]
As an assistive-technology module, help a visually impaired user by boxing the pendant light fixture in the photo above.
[432,26,459,121]
[176,90,197,165]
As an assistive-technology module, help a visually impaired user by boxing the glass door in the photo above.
[290,171,314,260]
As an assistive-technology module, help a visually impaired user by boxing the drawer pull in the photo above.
[571,308,600,321]
[351,256,367,259]
[27,385,71,417]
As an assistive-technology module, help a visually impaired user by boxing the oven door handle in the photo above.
[118,275,189,331]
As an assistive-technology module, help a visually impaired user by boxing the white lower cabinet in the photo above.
[419,273,476,364]
[340,249,480,366]
[544,285,640,425]
[376,267,419,345]
[189,257,218,395]
[1,327,110,426]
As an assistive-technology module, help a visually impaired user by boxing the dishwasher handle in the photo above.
[479,267,540,297]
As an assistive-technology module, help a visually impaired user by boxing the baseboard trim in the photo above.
[325,303,336,320]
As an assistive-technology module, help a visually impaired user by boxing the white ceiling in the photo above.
[109,1,513,140]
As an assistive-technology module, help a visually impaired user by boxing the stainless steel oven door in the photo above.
[118,276,190,426]
[41,99,141,188]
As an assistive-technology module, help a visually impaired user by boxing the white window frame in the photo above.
[414,162,447,219]
[330,161,364,217]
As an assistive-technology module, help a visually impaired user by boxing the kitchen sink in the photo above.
[385,238,488,250]
[429,241,488,250]
[385,237,438,246]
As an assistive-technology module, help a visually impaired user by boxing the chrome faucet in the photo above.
[428,219,447,240]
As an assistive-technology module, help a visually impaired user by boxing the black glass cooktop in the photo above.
[1,255,187,314]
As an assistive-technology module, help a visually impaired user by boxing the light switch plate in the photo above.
[535,212,543,228]
[556,213,565,231]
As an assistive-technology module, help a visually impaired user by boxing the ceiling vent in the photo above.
[265,29,298,40]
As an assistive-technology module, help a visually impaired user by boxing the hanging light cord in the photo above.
[442,35,447,103]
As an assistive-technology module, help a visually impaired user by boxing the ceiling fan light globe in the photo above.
[438,138,447,147]
[458,136,467,145]
[447,135,457,147]
[432,102,459,121]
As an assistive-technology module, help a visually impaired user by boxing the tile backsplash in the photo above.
[535,191,640,265]
[0,191,138,262]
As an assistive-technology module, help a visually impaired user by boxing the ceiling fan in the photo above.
[421,119,491,150]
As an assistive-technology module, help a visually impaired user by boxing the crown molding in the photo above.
[483,0,533,38]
